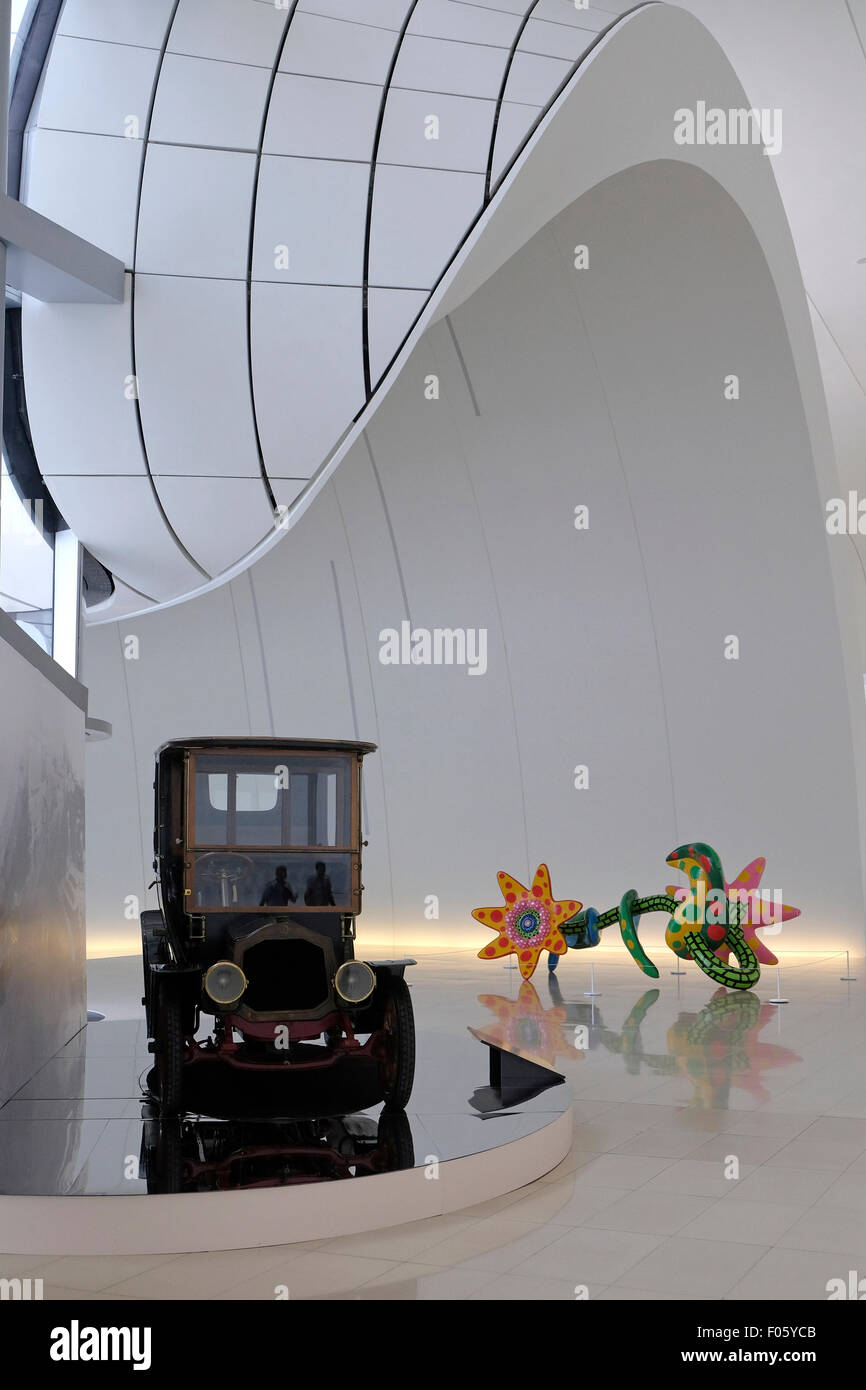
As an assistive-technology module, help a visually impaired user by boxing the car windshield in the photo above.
[189,850,352,911]
[191,753,352,849]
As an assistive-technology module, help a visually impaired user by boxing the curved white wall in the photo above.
[81,154,864,962]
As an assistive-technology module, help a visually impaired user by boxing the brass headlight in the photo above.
[203,960,247,1007]
[334,960,376,1004]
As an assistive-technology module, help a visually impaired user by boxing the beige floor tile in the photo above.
[515,1226,663,1285]
[778,1206,866,1256]
[687,1133,788,1165]
[815,1172,866,1212]
[612,1128,710,1159]
[643,1158,756,1198]
[218,1252,400,1301]
[597,1284,715,1301]
[0,1254,55,1277]
[797,1117,866,1144]
[436,1220,575,1273]
[469,1271,589,1300]
[331,1263,493,1300]
[41,1284,123,1301]
[614,1236,767,1297]
[730,1164,837,1205]
[498,1179,628,1226]
[767,1136,866,1170]
[37,1253,179,1293]
[569,1153,676,1189]
[677,1197,805,1245]
[647,1108,731,1134]
[412,1214,567,1268]
[727,1246,864,1300]
[720,1112,817,1139]
[583,1189,715,1235]
[570,1119,654,1150]
[314,1214,480,1262]
[107,1244,310,1299]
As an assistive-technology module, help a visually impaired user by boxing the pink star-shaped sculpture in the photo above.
[666,856,800,967]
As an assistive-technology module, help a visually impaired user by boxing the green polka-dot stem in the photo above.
[560,894,762,990]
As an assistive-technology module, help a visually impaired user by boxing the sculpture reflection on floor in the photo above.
[473,842,800,990]
[473,978,801,1109]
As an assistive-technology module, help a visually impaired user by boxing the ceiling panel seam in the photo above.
[362,0,425,398]
[129,0,211,580]
[246,0,306,513]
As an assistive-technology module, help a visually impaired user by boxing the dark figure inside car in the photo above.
[305,861,335,906]
[259,864,297,907]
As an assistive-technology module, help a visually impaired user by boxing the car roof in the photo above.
[156,737,377,757]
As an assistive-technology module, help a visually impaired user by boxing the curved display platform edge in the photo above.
[0,1107,571,1256]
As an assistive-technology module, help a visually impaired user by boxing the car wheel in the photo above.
[156,985,185,1114]
[378,975,415,1111]
[377,1109,415,1169]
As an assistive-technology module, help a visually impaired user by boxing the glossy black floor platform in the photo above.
[0,1013,568,1198]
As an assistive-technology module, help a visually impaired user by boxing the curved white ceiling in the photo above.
[21,0,637,605]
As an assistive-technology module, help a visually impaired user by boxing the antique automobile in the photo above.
[141,738,415,1113]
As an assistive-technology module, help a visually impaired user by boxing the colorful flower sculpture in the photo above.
[472,843,798,991]
[472,865,578,979]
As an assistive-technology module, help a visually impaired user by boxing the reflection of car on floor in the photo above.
[140,1107,415,1194]
[141,738,415,1113]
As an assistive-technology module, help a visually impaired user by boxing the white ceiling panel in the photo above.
[155,477,276,577]
[36,36,159,139]
[150,54,271,151]
[136,145,256,278]
[252,156,369,285]
[456,0,526,11]
[490,100,543,185]
[40,475,207,599]
[135,276,262,480]
[392,34,508,98]
[367,287,429,385]
[270,478,309,511]
[408,0,520,45]
[523,16,601,59]
[22,129,143,267]
[279,13,397,84]
[58,0,176,48]
[378,88,495,173]
[252,282,365,478]
[437,0,526,11]
[296,0,409,26]
[504,49,573,105]
[168,0,287,68]
[531,1,621,26]
[264,73,381,161]
[369,164,484,288]
[22,277,145,480]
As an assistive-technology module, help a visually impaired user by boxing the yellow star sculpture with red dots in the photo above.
[473,865,580,980]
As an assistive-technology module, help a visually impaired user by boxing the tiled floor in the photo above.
[1,946,864,1301]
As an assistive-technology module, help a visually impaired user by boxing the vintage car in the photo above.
[141,738,415,1113]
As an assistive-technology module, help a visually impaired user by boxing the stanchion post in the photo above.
[841,950,857,982]
[584,961,600,997]
[769,964,789,1005]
